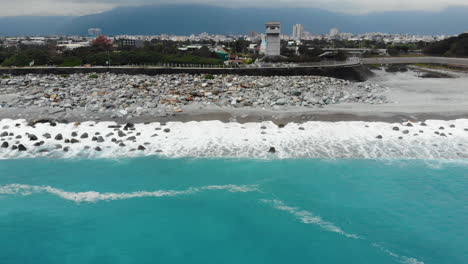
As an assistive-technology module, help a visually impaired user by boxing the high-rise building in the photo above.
[265,22,281,56]
[88,28,103,38]
[292,24,304,40]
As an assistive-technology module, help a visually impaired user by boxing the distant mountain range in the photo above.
[1,4,468,36]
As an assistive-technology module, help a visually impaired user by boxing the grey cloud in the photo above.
[1,0,468,16]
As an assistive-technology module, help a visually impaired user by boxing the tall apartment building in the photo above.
[292,24,304,40]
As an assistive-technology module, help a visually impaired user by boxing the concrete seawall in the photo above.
[0,65,370,81]
[363,57,468,67]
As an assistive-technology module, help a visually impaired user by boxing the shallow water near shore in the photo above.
[0,157,467,264]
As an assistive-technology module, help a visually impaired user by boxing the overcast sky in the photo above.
[1,0,468,16]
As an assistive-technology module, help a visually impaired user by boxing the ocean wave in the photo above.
[0,119,467,160]
[0,184,259,203]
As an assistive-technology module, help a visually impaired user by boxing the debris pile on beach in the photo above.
[0,73,388,118]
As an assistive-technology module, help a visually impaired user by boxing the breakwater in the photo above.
[0,64,370,81]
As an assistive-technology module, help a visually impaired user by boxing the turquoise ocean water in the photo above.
[0,158,467,264]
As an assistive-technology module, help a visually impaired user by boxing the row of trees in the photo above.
[0,36,223,67]
[423,33,468,57]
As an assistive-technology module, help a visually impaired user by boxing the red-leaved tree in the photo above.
[92,36,113,51]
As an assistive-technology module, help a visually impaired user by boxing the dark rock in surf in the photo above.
[123,123,134,131]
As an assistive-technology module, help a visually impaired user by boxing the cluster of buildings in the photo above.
[0,25,453,56]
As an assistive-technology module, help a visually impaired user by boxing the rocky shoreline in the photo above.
[0,73,388,122]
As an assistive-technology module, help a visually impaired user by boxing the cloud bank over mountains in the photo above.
[1,0,468,16]
[1,4,468,36]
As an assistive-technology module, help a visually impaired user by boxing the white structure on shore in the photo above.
[265,22,281,56]
[292,24,304,40]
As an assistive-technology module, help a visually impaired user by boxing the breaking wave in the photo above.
[0,119,467,160]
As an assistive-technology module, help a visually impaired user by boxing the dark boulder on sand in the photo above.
[1,142,8,148]
[138,145,146,150]
[268,147,276,153]
[55,134,63,140]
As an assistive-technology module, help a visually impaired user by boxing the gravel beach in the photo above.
[0,68,467,124]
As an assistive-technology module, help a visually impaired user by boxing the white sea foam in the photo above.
[0,184,259,203]
[0,119,467,160]
[261,199,361,239]
[262,199,425,264]
[372,243,425,264]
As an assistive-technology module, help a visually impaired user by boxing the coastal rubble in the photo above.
[0,73,388,118]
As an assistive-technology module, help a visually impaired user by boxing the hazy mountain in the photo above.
[0,16,75,36]
[1,5,468,36]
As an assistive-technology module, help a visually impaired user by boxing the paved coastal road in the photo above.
[363,57,468,67]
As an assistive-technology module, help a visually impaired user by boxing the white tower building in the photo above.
[265,22,281,56]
